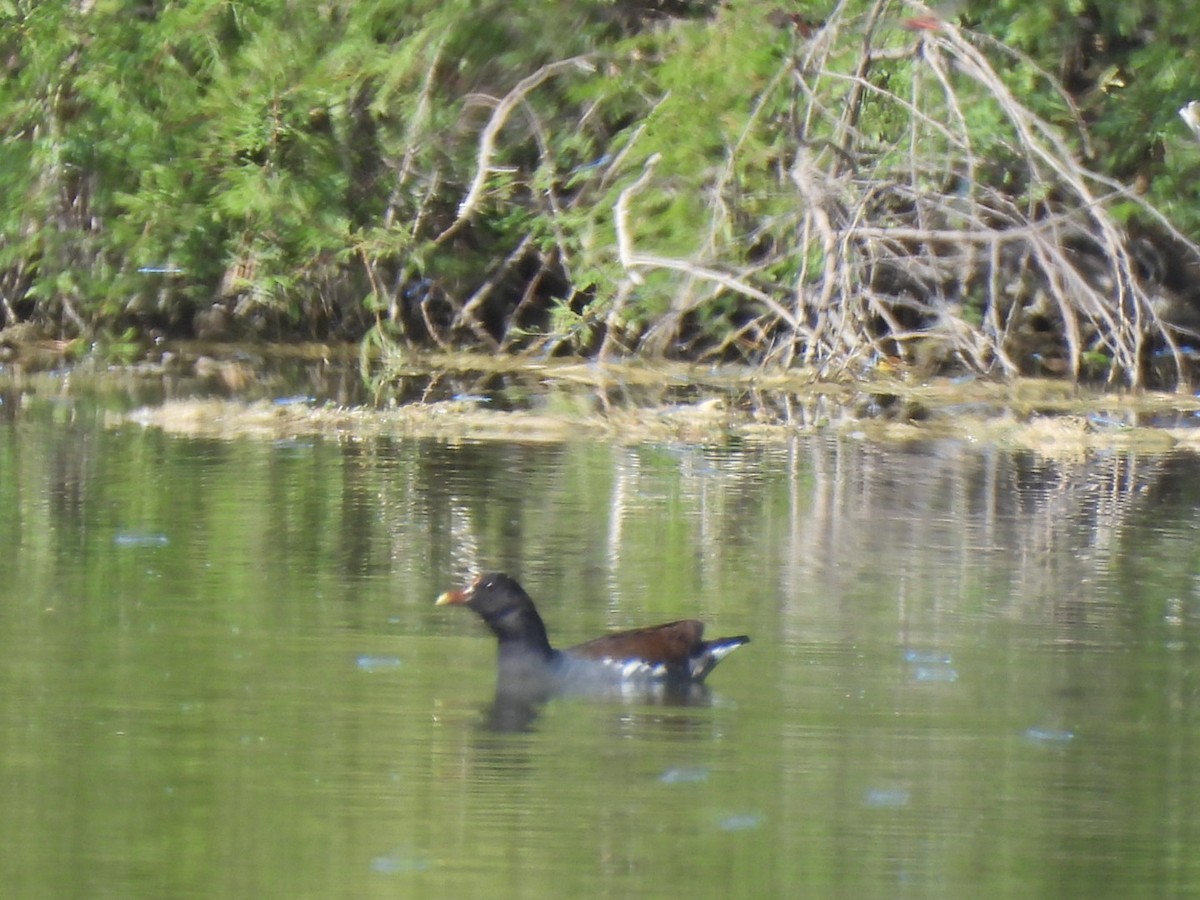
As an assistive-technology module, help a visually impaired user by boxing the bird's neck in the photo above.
[495,620,558,690]
[490,607,555,660]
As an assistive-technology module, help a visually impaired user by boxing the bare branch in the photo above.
[436,56,595,244]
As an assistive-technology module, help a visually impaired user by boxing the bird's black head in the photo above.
[436,572,553,656]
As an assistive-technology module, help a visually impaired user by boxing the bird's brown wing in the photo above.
[566,620,704,666]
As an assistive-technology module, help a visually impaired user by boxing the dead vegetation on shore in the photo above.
[108,353,1200,458]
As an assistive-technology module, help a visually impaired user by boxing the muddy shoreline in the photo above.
[4,344,1200,456]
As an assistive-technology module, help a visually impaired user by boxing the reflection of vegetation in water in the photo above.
[4,2,1200,387]
[119,416,1200,651]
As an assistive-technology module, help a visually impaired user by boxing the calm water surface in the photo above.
[2,382,1200,898]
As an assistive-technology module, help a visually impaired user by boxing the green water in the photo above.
[2,387,1200,898]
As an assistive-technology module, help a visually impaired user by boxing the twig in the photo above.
[614,153,661,286]
[436,56,595,244]
[626,251,802,331]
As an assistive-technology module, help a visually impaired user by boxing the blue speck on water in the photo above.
[356,655,402,672]
[717,813,764,832]
[658,766,710,784]
[912,664,958,683]
[863,788,911,808]
[114,531,170,547]
[272,395,316,407]
[370,852,431,874]
[903,650,952,665]
[1024,726,1075,744]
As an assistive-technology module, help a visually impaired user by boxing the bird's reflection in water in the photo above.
[483,690,543,733]
[479,673,716,733]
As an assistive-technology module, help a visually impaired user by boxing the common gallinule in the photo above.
[436,573,749,695]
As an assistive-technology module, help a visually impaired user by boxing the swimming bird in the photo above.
[436,572,749,696]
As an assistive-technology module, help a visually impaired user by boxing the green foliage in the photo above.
[967,0,1200,232]
[2,0,1199,386]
